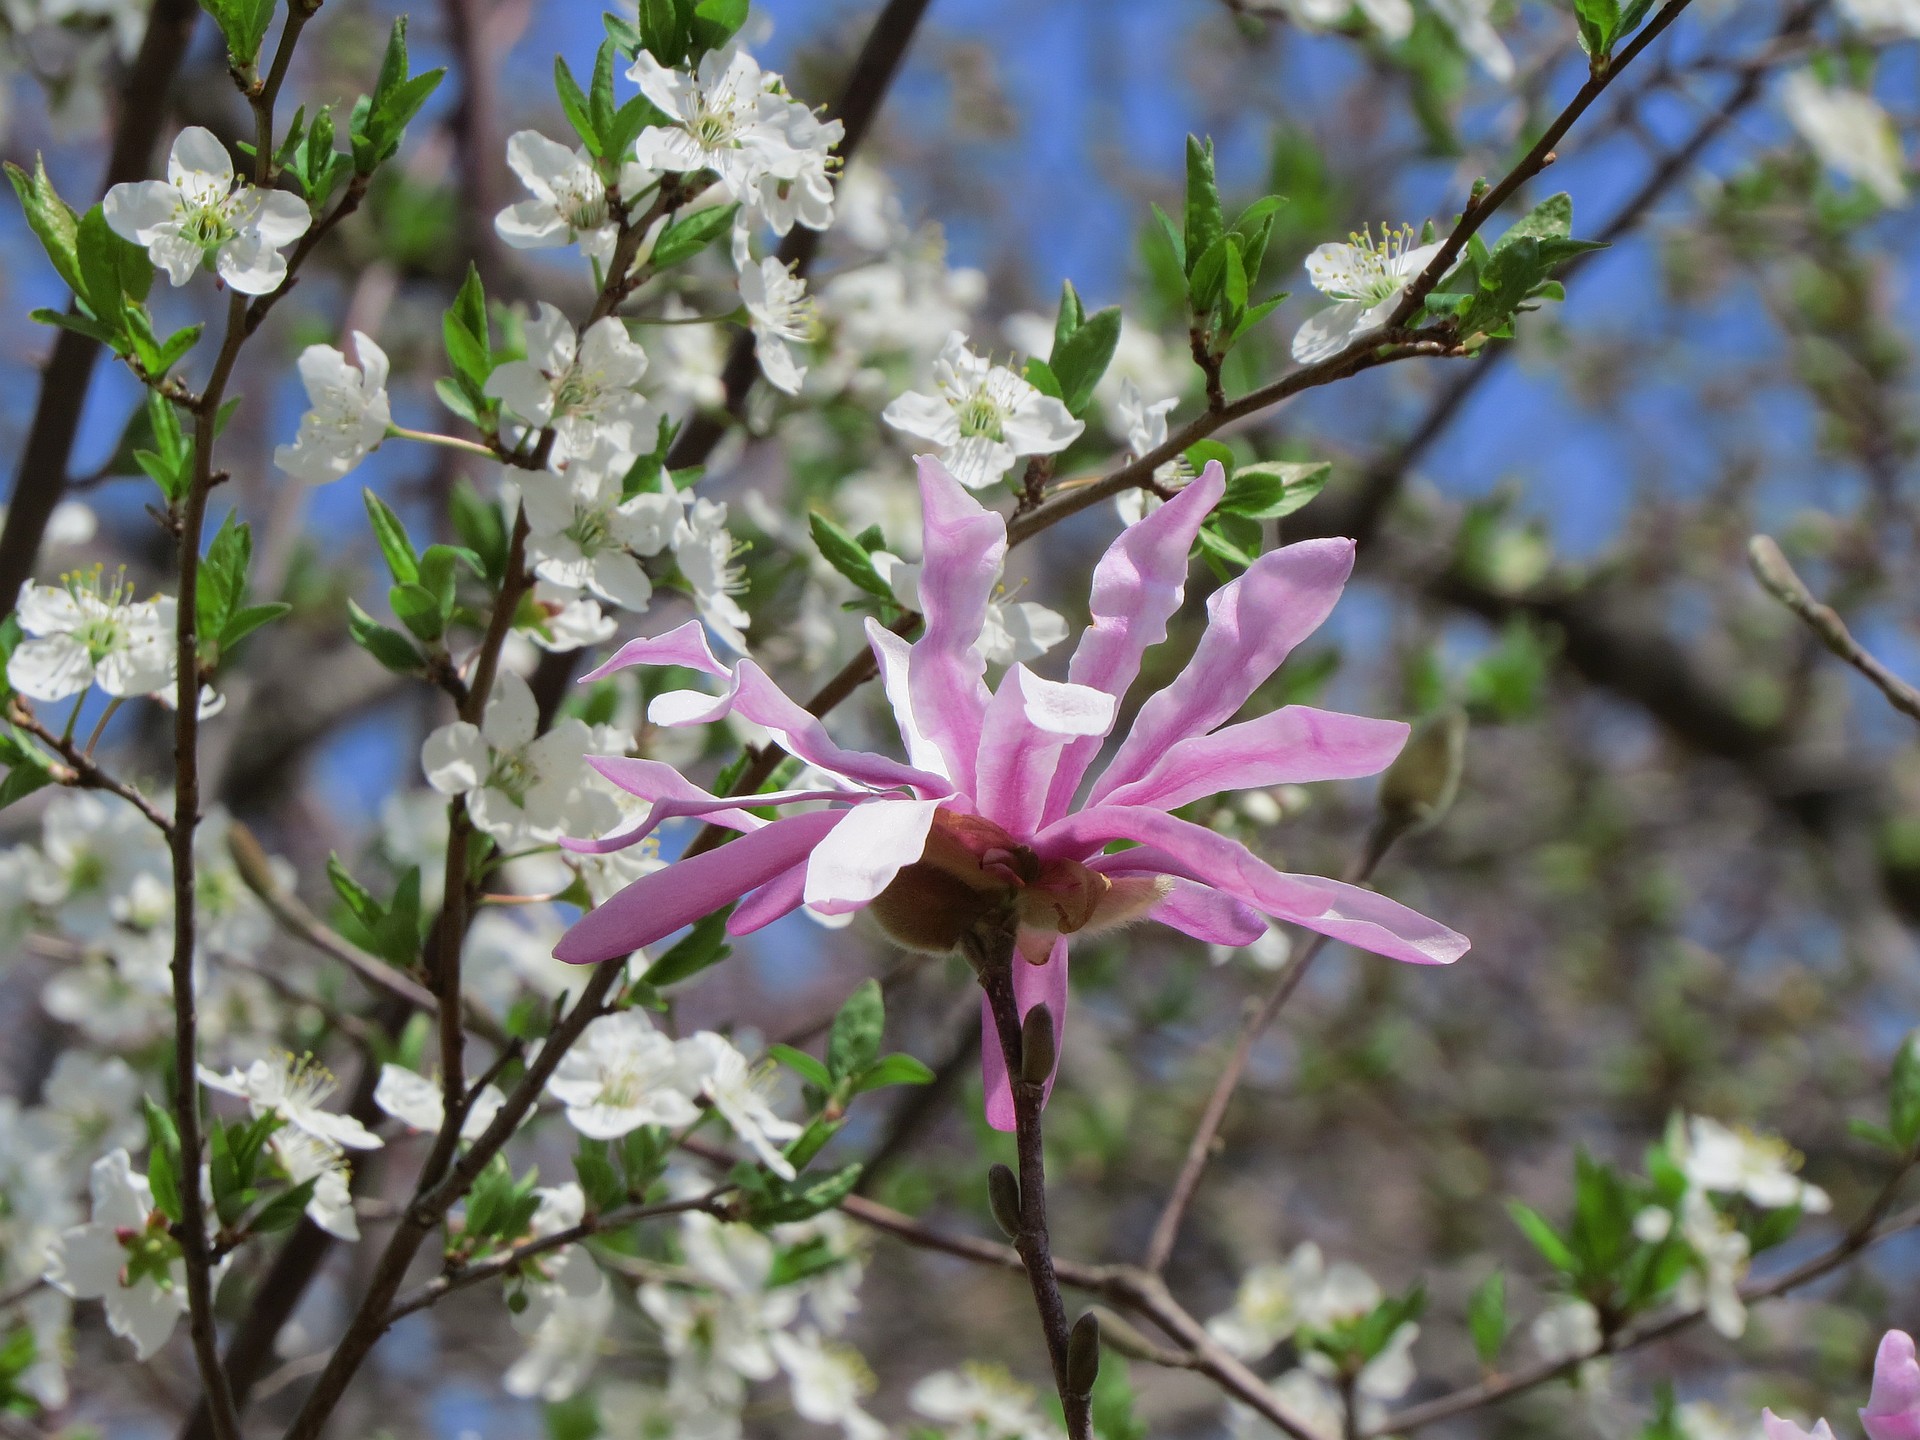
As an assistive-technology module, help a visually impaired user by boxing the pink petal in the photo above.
[1044,462,1226,824]
[974,666,1115,838]
[1089,538,1356,806]
[1148,879,1269,946]
[1864,1331,1920,1440]
[906,456,1006,796]
[1097,706,1408,813]
[1766,1415,1835,1440]
[731,661,953,797]
[730,863,808,935]
[559,757,855,853]
[803,796,943,915]
[865,618,952,781]
[981,933,1069,1133]
[580,619,731,682]
[554,810,845,964]
[1041,806,1467,967]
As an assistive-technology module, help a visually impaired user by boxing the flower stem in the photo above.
[970,919,1093,1440]
[386,425,500,460]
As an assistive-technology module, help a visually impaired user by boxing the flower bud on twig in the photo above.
[1066,1311,1101,1395]
[987,1163,1022,1238]
[1019,1004,1056,1088]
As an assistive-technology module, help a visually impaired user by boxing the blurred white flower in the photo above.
[373,1063,505,1142]
[274,332,391,485]
[1207,1242,1381,1359]
[546,1010,701,1138]
[1782,72,1908,208]
[1671,1114,1830,1213]
[771,1329,884,1440]
[678,1032,802,1179]
[9,567,174,704]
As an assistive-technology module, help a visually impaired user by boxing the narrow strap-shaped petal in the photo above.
[1146,879,1270,946]
[803,797,943,915]
[1044,462,1227,824]
[865,618,951,781]
[554,809,845,964]
[1089,537,1357,805]
[981,933,1069,1133]
[729,863,809,936]
[1864,1331,1920,1440]
[580,618,731,682]
[974,665,1114,838]
[729,661,952,796]
[1043,805,1466,966]
[558,756,859,854]
[1097,706,1408,813]
[906,456,1006,795]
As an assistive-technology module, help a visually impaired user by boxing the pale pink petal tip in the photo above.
[1863,1330,1920,1440]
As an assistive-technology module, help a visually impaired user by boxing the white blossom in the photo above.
[529,581,620,653]
[504,1276,613,1401]
[43,1150,187,1360]
[484,304,653,462]
[870,551,1066,667]
[421,669,619,850]
[273,332,392,485]
[1206,1242,1382,1359]
[771,1329,885,1440]
[642,1215,800,1395]
[546,1010,702,1139]
[1430,0,1514,80]
[882,332,1083,489]
[35,1049,145,1170]
[372,1063,506,1142]
[271,1127,362,1240]
[674,496,753,653]
[1838,0,1920,36]
[1782,71,1908,208]
[1671,1114,1831,1213]
[9,567,174,704]
[102,126,311,294]
[1292,224,1444,364]
[497,130,652,267]
[910,1363,1055,1440]
[739,252,815,396]
[506,1182,606,1334]
[198,1054,382,1153]
[678,1032,803,1179]
[1674,1189,1751,1338]
[29,790,169,941]
[521,442,680,611]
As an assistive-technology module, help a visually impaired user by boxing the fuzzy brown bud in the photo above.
[986,1163,1022,1238]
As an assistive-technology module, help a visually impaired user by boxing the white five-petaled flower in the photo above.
[198,1053,383,1153]
[910,1364,1055,1440]
[8,568,174,704]
[1781,71,1909,209]
[546,1010,702,1139]
[739,252,816,396]
[770,1329,886,1440]
[1206,1242,1383,1360]
[102,126,311,295]
[752,100,843,236]
[1291,224,1445,365]
[496,130,654,267]
[421,669,619,850]
[521,442,681,612]
[273,331,392,485]
[373,1063,507,1143]
[1671,1114,1832,1214]
[1111,377,1194,525]
[483,305,653,463]
[43,1150,188,1360]
[882,332,1084,489]
[678,1032,803,1180]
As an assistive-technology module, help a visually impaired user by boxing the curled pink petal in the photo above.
[1863,1331,1920,1440]
[580,619,731,683]
[1097,706,1408,813]
[1045,461,1227,824]
[554,810,845,964]
[1090,537,1356,805]
[974,666,1113,837]
[906,456,1006,794]
[1149,879,1270,946]
[982,933,1069,1132]
[1043,805,1467,967]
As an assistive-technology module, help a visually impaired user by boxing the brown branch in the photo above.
[1749,536,1920,726]
[0,0,199,622]
[9,706,174,834]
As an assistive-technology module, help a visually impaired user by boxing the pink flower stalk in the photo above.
[554,457,1468,1129]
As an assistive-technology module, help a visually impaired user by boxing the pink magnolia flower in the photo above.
[554,458,1467,1129]
[1761,1329,1920,1440]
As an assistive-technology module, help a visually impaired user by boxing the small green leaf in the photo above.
[1052,278,1087,354]
[363,490,420,585]
[650,203,739,270]
[1467,1271,1507,1366]
[1218,460,1331,520]
[6,156,83,297]
[641,905,734,987]
[851,1052,936,1094]
[1050,305,1122,417]
[768,1044,835,1091]
[809,512,895,602]
[827,979,885,1081]
[346,598,424,675]
[554,54,601,156]
[1183,135,1223,278]
[1508,1201,1577,1274]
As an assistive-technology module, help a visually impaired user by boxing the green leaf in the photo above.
[747,1161,863,1225]
[220,602,291,651]
[1508,1201,1577,1274]
[0,751,54,811]
[1183,135,1223,278]
[1052,279,1087,354]
[1229,294,1288,345]
[444,264,492,393]
[206,0,277,66]
[346,598,424,675]
[6,156,83,297]
[641,905,734,987]
[604,10,643,57]
[810,512,895,602]
[1891,1034,1920,1148]
[1218,460,1330,520]
[362,490,420,584]
[354,18,446,171]
[251,1178,319,1233]
[1494,191,1573,250]
[389,582,445,642]
[691,0,750,53]
[1050,305,1122,417]
[1188,236,1229,311]
[827,979,885,1081]
[1149,202,1185,274]
[651,203,739,270]
[554,54,601,156]
[143,1097,186,1224]
[30,306,121,346]
[768,1044,835,1091]
[1467,1271,1507,1366]
[1221,236,1248,313]
[1574,0,1620,55]
[851,1052,936,1094]
[451,480,509,582]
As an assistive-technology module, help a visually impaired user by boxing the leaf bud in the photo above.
[1066,1311,1101,1395]
[1376,706,1467,844]
[1019,1004,1056,1088]
[987,1163,1022,1238]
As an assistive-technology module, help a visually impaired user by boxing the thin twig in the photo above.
[1748,536,1920,725]
[10,706,173,834]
